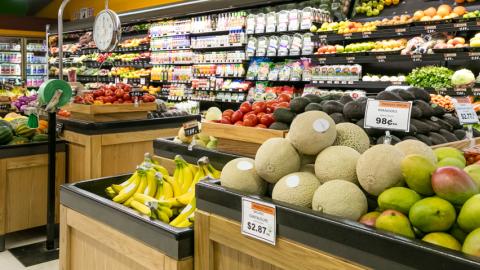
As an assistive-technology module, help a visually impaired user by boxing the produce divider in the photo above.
[0,141,66,252]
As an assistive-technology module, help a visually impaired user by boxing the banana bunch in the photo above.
[105,153,221,228]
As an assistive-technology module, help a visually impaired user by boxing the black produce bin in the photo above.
[153,138,242,169]
[196,180,480,270]
[60,175,193,260]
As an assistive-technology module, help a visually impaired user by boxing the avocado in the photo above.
[343,100,366,121]
[442,114,462,129]
[269,122,289,130]
[290,97,311,113]
[376,91,403,101]
[395,89,416,101]
[430,116,453,131]
[304,103,323,112]
[322,100,344,114]
[423,119,441,132]
[439,129,458,142]
[410,119,431,134]
[415,134,433,146]
[429,132,448,145]
[273,108,296,124]
[339,95,354,104]
[431,104,446,117]
[329,113,346,124]
[392,124,417,138]
[407,87,431,102]
[454,129,467,140]
[303,94,322,103]
[413,100,434,118]
[410,105,422,119]
[376,135,401,145]
[356,118,383,137]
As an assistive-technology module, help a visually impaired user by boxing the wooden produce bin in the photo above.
[63,103,157,122]
[195,181,480,270]
[0,141,66,251]
[60,175,193,270]
[201,122,287,158]
[59,115,200,183]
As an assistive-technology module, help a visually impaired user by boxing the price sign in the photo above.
[364,99,412,131]
[469,52,480,61]
[241,197,276,245]
[183,120,200,136]
[424,25,436,33]
[115,77,120,84]
[453,97,479,125]
[444,53,456,61]
[344,33,352,40]
[395,28,406,36]
[411,55,422,62]
[123,78,129,84]
[346,56,355,64]
[454,22,469,31]
[140,77,146,85]
[362,31,372,38]
[376,55,386,63]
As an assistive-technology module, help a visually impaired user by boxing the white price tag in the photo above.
[140,78,146,85]
[123,78,128,84]
[364,99,412,132]
[241,197,276,245]
[115,77,120,84]
[453,97,479,125]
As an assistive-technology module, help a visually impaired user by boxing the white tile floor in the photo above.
[0,228,58,270]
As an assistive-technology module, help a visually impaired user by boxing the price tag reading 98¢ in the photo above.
[453,97,479,125]
[364,99,412,132]
[241,197,276,245]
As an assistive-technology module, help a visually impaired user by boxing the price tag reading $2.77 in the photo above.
[453,97,479,125]
[241,197,276,245]
[364,99,412,132]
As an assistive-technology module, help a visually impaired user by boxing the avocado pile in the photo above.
[272,87,475,146]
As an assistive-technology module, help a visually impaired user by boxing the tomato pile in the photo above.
[73,83,156,105]
[218,94,291,128]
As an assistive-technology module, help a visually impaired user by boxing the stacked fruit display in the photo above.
[219,109,480,257]
[354,0,401,17]
[174,125,218,149]
[73,83,156,105]
[0,113,48,146]
[412,4,466,22]
[105,154,220,227]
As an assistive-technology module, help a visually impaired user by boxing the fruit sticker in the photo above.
[237,160,254,171]
[286,175,300,188]
[313,118,330,133]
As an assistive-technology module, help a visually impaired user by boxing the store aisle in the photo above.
[0,228,58,270]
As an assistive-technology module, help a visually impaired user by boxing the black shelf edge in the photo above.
[0,140,66,159]
[189,30,232,37]
[191,44,245,52]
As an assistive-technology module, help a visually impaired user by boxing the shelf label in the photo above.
[140,78,146,85]
[469,52,480,61]
[183,120,200,136]
[346,56,355,63]
[364,99,412,131]
[241,197,276,245]
[453,97,479,125]
[343,33,352,40]
[444,53,457,61]
[123,78,128,84]
[362,31,372,38]
[454,22,469,31]
[411,55,422,62]
[395,28,406,35]
[424,25,436,33]
[115,77,120,84]
[376,55,386,63]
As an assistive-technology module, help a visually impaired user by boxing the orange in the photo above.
[424,7,437,17]
[432,15,443,20]
[455,0,465,3]
[413,10,424,20]
[453,6,467,16]
[420,16,432,21]
[438,4,452,14]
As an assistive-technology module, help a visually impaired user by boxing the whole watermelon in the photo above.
[0,126,14,145]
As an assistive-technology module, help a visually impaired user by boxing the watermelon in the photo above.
[32,134,48,142]
[9,118,27,129]
[15,124,36,138]
[0,126,14,145]
[8,136,30,145]
[0,119,12,130]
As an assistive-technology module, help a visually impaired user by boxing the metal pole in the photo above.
[58,0,72,80]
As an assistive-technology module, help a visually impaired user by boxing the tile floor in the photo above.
[0,228,58,270]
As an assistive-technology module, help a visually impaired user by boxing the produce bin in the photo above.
[194,181,480,270]
[0,141,66,251]
[60,175,193,270]
[59,115,200,182]
[201,122,287,157]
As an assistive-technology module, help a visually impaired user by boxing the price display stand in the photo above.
[453,97,480,148]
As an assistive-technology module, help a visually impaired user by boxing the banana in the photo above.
[176,191,194,206]
[143,169,157,197]
[111,184,124,194]
[187,212,195,223]
[180,163,194,193]
[152,164,169,177]
[118,171,139,187]
[206,163,221,179]
[169,197,196,227]
[123,197,135,207]
[133,193,157,204]
[113,173,141,203]
[165,175,182,197]
[154,173,165,200]
[105,187,116,198]
[158,206,173,218]
[130,200,152,217]
[154,208,170,223]
[166,197,184,208]
[176,220,192,228]
[162,180,174,199]
[188,163,198,175]
[135,173,148,195]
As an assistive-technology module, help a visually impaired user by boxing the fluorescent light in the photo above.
[119,0,210,17]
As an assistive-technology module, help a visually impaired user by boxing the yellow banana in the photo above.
[154,209,170,223]
[135,173,148,195]
[180,164,194,193]
[133,193,156,204]
[176,191,194,206]
[169,197,196,227]
[166,197,184,207]
[154,173,165,200]
[171,208,180,216]
[165,175,182,197]
[105,187,116,198]
[188,163,198,175]
[118,170,139,187]
[143,169,157,197]
[113,173,140,203]
[206,163,221,179]
[131,200,152,217]
[152,164,169,177]
[111,184,124,194]
[123,197,135,207]
[158,206,173,218]
[162,180,174,199]
[176,220,192,228]
[187,212,195,223]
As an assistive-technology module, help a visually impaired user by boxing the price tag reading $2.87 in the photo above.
[241,197,276,245]
[364,99,412,132]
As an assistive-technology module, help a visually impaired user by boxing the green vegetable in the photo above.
[451,69,475,86]
[406,66,454,89]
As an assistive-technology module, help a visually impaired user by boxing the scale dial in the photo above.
[93,9,121,52]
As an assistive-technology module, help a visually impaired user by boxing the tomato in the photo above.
[234,121,244,126]
[115,88,125,98]
[243,111,255,120]
[256,112,266,122]
[84,95,94,104]
[266,107,273,113]
[220,116,231,124]
[117,98,124,103]
[93,89,105,97]
[231,110,243,123]
[105,89,114,96]
[222,109,234,118]
[252,101,266,114]
[277,93,291,103]
[239,101,252,114]
[103,96,114,103]
[243,114,258,127]
[266,100,278,111]
[260,114,274,127]
[123,93,132,101]
[256,124,267,128]
[276,102,290,109]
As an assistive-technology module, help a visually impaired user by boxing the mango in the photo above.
[437,157,466,169]
[378,187,421,214]
[464,164,480,188]
[358,211,380,227]
[409,197,456,233]
[422,232,462,251]
[450,223,468,244]
[458,194,480,233]
[434,147,466,165]
[401,154,435,195]
[375,210,415,238]
[462,228,480,257]
[432,166,478,205]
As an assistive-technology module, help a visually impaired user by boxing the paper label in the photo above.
[453,97,479,125]
[364,99,412,131]
[286,175,299,188]
[241,197,276,245]
[313,119,330,133]
[237,160,253,171]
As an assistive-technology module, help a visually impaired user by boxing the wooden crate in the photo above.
[201,122,287,158]
[63,103,157,122]
[432,137,480,150]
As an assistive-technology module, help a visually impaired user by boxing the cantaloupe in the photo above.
[312,180,367,220]
[315,146,360,184]
[333,123,370,153]
[220,158,266,195]
[286,111,337,155]
[395,139,437,164]
[272,172,320,208]
[255,138,301,183]
[356,144,405,196]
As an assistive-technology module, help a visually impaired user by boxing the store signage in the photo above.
[453,97,479,125]
[364,99,412,132]
[183,120,200,136]
[241,197,276,245]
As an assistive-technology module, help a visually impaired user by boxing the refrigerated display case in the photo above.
[0,37,22,84]
[25,38,48,88]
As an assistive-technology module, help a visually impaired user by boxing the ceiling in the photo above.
[0,0,53,16]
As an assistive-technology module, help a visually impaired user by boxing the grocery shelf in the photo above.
[151,32,190,38]
[189,30,232,37]
[150,47,191,52]
[191,44,245,51]
[192,60,246,64]
[151,80,191,84]
[248,28,312,36]
[150,62,193,66]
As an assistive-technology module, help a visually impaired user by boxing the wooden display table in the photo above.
[63,103,157,122]
[60,175,193,270]
[201,122,287,157]
[59,115,200,182]
[0,141,66,251]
